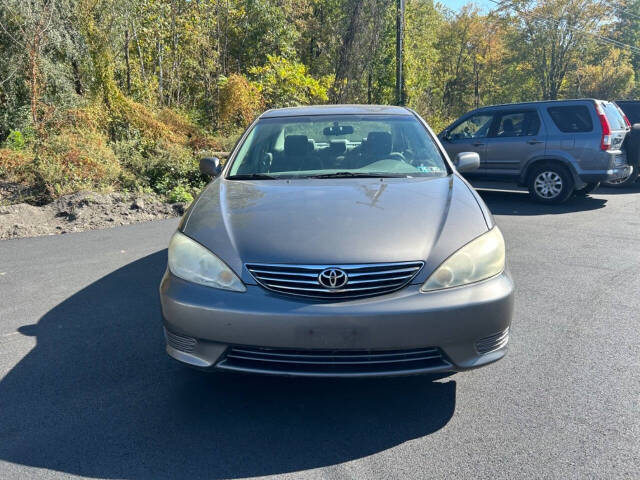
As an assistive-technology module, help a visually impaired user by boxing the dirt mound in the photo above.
[0,191,186,239]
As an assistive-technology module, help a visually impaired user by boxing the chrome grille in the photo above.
[245,261,424,299]
[218,346,450,376]
[475,328,509,354]
[165,329,197,353]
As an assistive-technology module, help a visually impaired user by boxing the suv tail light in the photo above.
[595,101,612,151]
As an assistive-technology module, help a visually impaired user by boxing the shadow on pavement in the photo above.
[0,251,456,480]
[594,182,640,195]
[477,189,607,215]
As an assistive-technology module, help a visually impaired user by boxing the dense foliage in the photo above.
[0,0,638,202]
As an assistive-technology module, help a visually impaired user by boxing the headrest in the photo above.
[285,135,310,156]
[365,131,392,155]
[329,139,348,155]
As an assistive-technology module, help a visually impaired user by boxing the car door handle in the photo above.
[473,142,485,147]
[527,139,543,145]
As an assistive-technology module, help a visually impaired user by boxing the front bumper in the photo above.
[159,270,515,377]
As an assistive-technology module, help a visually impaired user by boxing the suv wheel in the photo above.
[528,163,574,204]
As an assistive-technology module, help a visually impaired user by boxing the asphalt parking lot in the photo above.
[1,183,639,479]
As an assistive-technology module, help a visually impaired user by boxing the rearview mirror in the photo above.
[323,125,354,136]
[200,157,222,176]
[454,152,480,172]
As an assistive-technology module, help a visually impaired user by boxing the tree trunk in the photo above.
[124,29,131,94]
[157,39,164,105]
[71,59,84,95]
[330,0,364,103]
[131,21,146,81]
[473,56,479,109]
[29,45,40,130]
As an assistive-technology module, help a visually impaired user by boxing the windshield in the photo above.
[227,115,449,179]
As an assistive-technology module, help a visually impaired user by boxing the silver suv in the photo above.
[439,99,632,203]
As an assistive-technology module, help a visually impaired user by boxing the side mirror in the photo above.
[200,157,222,176]
[454,152,480,172]
[440,129,451,142]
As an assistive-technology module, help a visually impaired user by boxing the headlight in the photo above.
[168,232,246,292]
[420,227,505,292]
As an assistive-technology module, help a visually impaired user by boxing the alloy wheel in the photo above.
[534,171,563,199]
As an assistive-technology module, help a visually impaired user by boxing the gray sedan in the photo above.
[159,105,514,377]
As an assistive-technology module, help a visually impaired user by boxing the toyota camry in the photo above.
[159,105,514,377]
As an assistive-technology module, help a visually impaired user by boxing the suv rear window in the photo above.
[601,102,627,130]
[547,106,593,133]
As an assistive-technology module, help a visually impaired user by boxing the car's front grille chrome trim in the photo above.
[246,261,424,299]
[247,269,319,277]
[165,329,197,353]
[218,346,451,376]
[475,327,510,354]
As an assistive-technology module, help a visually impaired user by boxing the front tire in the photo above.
[528,163,574,204]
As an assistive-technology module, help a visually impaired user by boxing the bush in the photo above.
[208,130,243,153]
[218,74,263,132]
[249,55,331,108]
[113,137,204,196]
[149,144,202,193]
[36,129,122,196]
[0,148,35,182]
[0,101,229,205]
[4,130,26,150]
[167,184,194,203]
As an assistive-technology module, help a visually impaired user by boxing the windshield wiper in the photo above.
[226,173,278,180]
[305,171,410,179]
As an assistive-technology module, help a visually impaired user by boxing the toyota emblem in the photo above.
[318,268,348,289]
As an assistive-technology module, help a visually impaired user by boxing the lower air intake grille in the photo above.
[475,328,509,354]
[218,346,450,375]
[165,329,197,353]
[245,261,424,299]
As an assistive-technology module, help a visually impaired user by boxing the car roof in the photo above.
[472,99,606,112]
[260,104,413,118]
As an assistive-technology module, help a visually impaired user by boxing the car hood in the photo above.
[182,175,489,284]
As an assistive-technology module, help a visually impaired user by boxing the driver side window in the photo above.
[450,113,494,140]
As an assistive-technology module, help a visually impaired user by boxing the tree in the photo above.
[0,0,66,134]
[614,0,640,96]
[1,0,639,146]
[571,48,635,99]
[404,0,442,120]
[249,55,330,108]
[500,0,608,99]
